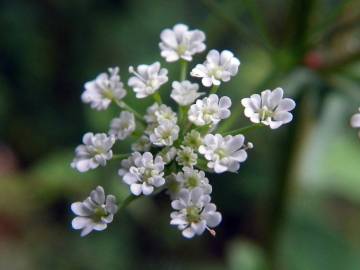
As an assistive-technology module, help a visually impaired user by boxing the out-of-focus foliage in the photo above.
[0,0,359,269]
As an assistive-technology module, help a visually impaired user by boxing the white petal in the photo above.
[204,212,222,227]
[182,227,195,238]
[273,111,293,123]
[71,202,92,216]
[269,87,283,109]
[351,114,360,128]
[219,96,232,108]
[80,225,94,237]
[72,217,91,230]
[142,183,154,195]
[276,98,296,112]
[130,183,142,196]
[93,223,107,231]
[91,186,105,205]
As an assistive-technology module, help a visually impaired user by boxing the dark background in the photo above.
[0,0,360,269]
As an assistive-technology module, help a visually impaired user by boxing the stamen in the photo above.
[129,66,146,83]
[206,227,216,237]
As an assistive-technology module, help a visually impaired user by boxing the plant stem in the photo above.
[153,92,163,104]
[112,154,131,161]
[222,123,263,135]
[201,0,272,52]
[180,60,188,81]
[210,85,219,94]
[264,91,311,269]
[118,194,137,212]
[115,100,146,124]
[118,187,166,212]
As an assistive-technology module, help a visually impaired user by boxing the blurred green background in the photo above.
[1,0,360,269]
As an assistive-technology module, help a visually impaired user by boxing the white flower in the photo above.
[109,111,136,140]
[144,103,177,125]
[159,23,206,62]
[157,147,177,164]
[241,87,296,129]
[118,152,138,178]
[191,50,240,87]
[71,133,115,172]
[166,174,183,199]
[71,186,118,237]
[128,62,168,98]
[188,94,232,126]
[351,108,360,137]
[175,167,212,194]
[183,130,203,150]
[131,135,151,152]
[81,67,126,110]
[170,187,221,238]
[121,152,165,196]
[199,134,249,173]
[170,80,204,106]
[176,146,198,167]
[150,120,180,146]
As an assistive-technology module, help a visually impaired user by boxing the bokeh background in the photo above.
[1,0,360,269]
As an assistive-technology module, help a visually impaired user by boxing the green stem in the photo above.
[115,100,146,124]
[264,92,309,269]
[222,123,263,135]
[201,0,272,52]
[153,92,163,104]
[195,158,212,173]
[118,187,166,212]
[112,153,130,160]
[210,85,219,94]
[241,0,273,51]
[180,60,188,81]
[118,194,137,212]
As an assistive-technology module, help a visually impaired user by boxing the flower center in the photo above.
[177,44,187,55]
[186,206,201,223]
[93,206,107,222]
[215,148,228,159]
[259,106,274,121]
[143,168,155,183]
[102,88,114,100]
[162,130,172,139]
[186,176,199,188]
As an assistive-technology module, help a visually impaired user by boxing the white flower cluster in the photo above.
[70,23,296,238]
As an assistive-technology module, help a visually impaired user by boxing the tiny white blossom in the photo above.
[183,130,203,150]
[188,94,232,126]
[351,108,360,137]
[191,50,240,87]
[150,120,180,146]
[166,174,183,199]
[176,146,198,167]
[157,147,177,164]
[109,111,136,140]
[241,87,296,129]
[71,133,115,172]
[199,134,249,173]
[128,62,168,98]
[121,152,165,196]
[81,67,126,110]
[118,152,138,178]
[144,103,178,124]
[159,23,206,62]
[131,135,151,152]
[170,80,204,106]
[71,186,118,237]
[175,167,212,194]
[170,187,221,238]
